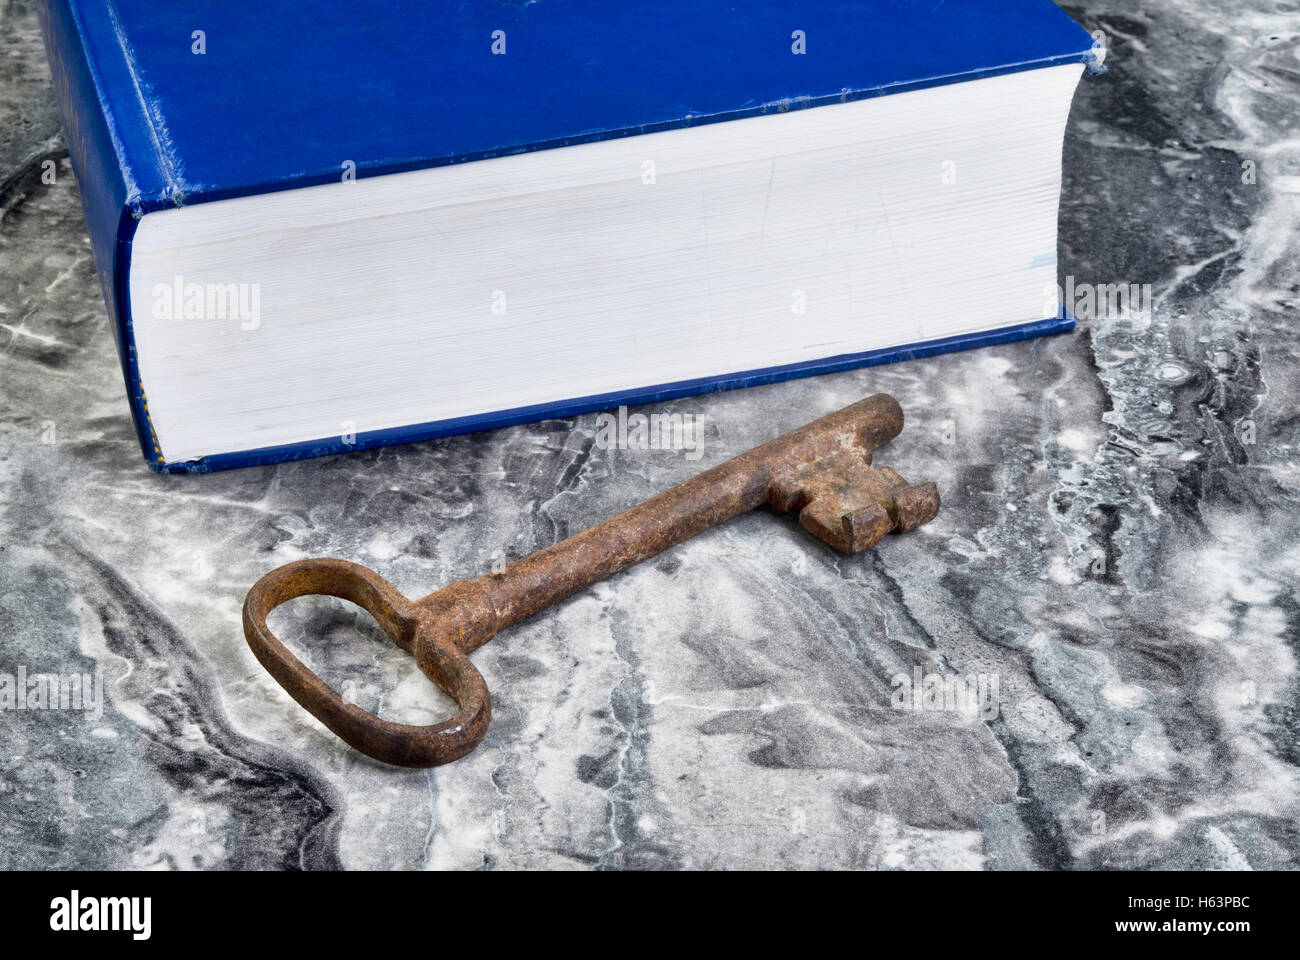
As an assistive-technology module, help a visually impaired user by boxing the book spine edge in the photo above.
[37,0,163,467]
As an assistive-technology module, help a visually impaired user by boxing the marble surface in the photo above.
[2,0,1298,870]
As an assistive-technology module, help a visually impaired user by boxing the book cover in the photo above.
[38,0,1100,472]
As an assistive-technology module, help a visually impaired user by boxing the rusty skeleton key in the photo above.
[243,394,939,766]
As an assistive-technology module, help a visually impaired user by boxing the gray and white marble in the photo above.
[2,0,1298,869]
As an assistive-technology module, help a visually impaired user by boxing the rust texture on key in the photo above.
[243,393,940,767]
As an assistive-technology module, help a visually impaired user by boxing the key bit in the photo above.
[770,451,939,552]
[243,393,940,767]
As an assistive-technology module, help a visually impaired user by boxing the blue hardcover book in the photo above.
[38,0,1098,473]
